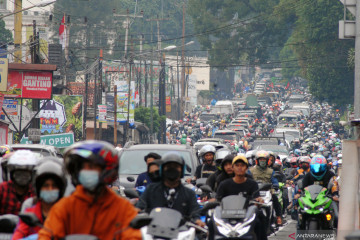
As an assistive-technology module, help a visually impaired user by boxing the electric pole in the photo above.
[181,1,186,117]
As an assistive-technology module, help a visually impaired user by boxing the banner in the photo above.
[0,59,8,91]
[39,95,83,145]
[98,105,107,123]
[1,71,53,99]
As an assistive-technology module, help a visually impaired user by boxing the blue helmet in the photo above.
[310,155,327,180]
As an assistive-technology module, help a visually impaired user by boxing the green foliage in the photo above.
[135,107,165,133]
[52,0,194,63]
[0,19,12,45]
[286,0,354,105]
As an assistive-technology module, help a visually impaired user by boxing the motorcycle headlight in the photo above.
[236,226,251,237]
[214,215,232,236]
[315,205,324,212]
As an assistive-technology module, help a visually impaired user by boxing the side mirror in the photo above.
[124,189,139,199]
[200,201,219,215]
[127,176,135,182]
[129,214,153,229]
[185,164,192,173]
[199,185,212,193]
[0,214,19,233]
[19,213,42,228]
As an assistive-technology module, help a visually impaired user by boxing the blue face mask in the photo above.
[40,189,59,203]
[78,170,100,191]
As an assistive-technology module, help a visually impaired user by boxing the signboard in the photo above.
[1,99,18,116]
[3,105,33,131]
[28,128,41,142]
[1,71,53,99]
[98,104,107,123]
[0,59,8,91]
[39,95,83,144]
[20,133,74,148]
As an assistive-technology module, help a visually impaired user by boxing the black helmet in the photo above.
[34,157,67,200]
[160,152,185,178]
[221,154,235,170]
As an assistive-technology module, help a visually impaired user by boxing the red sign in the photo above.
[166,96,171,105]
[22,72,52,99]
[2,71,52,99]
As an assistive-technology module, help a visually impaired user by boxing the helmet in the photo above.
[310,155,327,180]
[221,154,235,170]
[64,140,119,186]
[273,159,282,171]
[268,151,278,166]
[199,145,216,158]
[7,150,39,186]
[299,156,311,164]
[182,134,187,138]
[290,157,298,168]
[0,145,12,158]
[34,157,67,200]
[294,149,301,157]
[160,152,185,178]
[215,148,232,167]
[255,150,269,160]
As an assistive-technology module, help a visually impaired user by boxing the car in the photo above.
[197,138,224,144]
[255,145,289,160]
[10,144,63,158]
[118,144,199,188]
[213,130,240,143]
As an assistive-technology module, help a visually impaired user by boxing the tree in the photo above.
[0,19,12,47]
[286,0,354,105]
[135,107,165,133]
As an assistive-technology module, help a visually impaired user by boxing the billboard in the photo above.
[0,58,8,91]
[1,71,53,99]
[38,95,83,145]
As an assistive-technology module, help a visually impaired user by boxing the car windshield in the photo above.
[12,148,52,157]
[214,133,237,141]
[119,150,193,175]
[257,145,289,155]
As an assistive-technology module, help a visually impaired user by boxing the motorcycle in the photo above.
[297,184,335,230]
[205,183,272,240]
[257,182,275,235]
[0,214,19,240]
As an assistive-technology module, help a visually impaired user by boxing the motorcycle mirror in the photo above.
[124,189,139,199]
[0,215,19,233]
[297,180,304,190]
[19,213,42,228]
[127,176,135,182]
[185,164,192,173]
[129,214,153,229]
[202,201,220,212]
[199,185,212,193]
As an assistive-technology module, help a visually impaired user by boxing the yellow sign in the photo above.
[185,63,192,75]
[166,105,171,113]
[0,59,8,91]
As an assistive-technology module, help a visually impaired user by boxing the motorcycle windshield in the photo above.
[306,185,325,201]
[220,194,247,219]
[147,208,182,239]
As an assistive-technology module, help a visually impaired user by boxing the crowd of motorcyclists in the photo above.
[0,79,345,240]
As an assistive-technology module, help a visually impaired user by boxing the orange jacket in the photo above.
[38,185,141,240]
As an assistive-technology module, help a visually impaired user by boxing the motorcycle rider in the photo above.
[38,141,141,240]
[216,155,267,240]
[135,152,161,187]
[187,145,217,183]
[293,156,311,183]
[0,150,38,215]
[12,158,67,240]
[136,152,205,227]
[206,148,232,190]
[213,154,235,191]
[249,150,283,225]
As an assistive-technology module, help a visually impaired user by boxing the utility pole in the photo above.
[93,59,97,140]
[177,51,180,120]
[144,60,148,107]
[138,34,143,107]
[114,85,117,145]
[99,49,103,140]
[159,53,166,143]
[181,1,186,119]
[83,18,89,140]
[14,0,22,63]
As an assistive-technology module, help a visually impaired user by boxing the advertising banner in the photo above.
[21,133,74,148]
[1,71,53,99]
[39,95,83,146]
[98,104,107,123]
[0,58,8,91]
[1,99,18,116]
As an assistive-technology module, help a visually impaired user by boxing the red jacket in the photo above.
[38,185,141,240]
[12,201,43,240]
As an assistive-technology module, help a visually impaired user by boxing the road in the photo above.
[269,217,297,240]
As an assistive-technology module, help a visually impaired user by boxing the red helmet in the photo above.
[64,140,119,186]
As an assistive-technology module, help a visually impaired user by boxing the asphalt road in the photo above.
[269,217,297,240]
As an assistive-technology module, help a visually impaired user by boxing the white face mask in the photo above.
[78,170,100,191]
[40,189,59,203]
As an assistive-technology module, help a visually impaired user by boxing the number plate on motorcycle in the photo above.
[221,209,246,219]
[260,191,267,197]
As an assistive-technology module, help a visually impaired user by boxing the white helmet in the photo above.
[8,150,38,186]
[199,145,216,158]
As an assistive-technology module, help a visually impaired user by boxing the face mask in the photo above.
[259,161,267,169]
[163,168,181,181]
[40,190,59,203]
[148,170,161,182]
[78,170,100,191]
[13,171,32,187]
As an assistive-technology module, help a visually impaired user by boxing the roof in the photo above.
[125,144,191,151]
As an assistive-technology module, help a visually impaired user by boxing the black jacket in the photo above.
[136,182,201,221]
